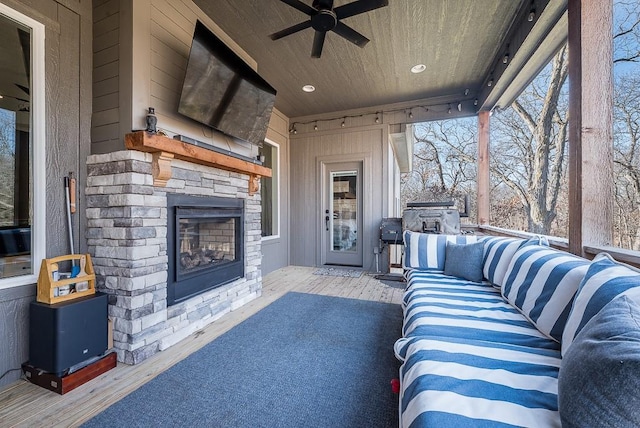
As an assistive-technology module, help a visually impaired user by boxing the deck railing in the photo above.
[478,225,640,268]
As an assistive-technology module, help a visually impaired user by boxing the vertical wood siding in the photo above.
[290,126,387,269]
[0,0,92,388]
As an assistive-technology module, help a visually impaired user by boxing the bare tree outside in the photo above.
[404,48,571,237]
[491,46,569,236]
[613,74,640,249]
[613,0,640,249]
[401,118,478,221]
[403,0,640,251]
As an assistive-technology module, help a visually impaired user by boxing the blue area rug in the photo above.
[83,292,402,428]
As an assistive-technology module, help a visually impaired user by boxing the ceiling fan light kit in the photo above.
[270,0,389,58]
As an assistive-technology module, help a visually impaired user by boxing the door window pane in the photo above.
[331,171,357,252]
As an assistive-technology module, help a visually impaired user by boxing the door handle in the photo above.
[325,215,330,231]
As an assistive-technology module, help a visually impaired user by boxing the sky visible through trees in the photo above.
[402,1,640,251]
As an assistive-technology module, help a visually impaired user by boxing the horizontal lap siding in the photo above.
[146,0,257,161]
[92,0,120,152]
[149,0,191,99]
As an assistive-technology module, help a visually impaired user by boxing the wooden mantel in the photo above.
[124,131,271,194]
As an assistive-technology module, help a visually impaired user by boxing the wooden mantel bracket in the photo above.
[125,131,272,191]
[248,174,261,196]
[151,151,174,187]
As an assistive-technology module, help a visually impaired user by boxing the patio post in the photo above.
[567,0,614,256]
[477,110,491,225]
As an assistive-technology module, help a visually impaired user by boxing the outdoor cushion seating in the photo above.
[395,231,640,427]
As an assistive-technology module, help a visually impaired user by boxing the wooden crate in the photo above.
[36,254,96,304]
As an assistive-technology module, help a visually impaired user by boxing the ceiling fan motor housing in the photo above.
[270,0,389,57]
[312,9,337,32]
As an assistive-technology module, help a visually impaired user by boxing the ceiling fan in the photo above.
[270,0,389,58]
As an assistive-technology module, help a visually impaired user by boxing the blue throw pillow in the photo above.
[443,241,484,282]
[558,295,640,427]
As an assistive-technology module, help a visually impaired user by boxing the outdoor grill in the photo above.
[401,197,469,235]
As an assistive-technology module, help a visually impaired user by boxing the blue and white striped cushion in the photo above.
[561,253,640,356]
[400,276,559,353]
[404,269,448,284]
[396,335,562,428]
[403,270,495,306]
[482,236,524,288]
[403,231,479,271]
[482,236,551,289]
[396,270,563,427]
[502,245,590,342]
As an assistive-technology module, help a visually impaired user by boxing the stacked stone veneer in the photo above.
[86,150,262,364]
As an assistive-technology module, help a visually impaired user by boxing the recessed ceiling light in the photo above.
[411,64,426,74]
[302,85,315,93]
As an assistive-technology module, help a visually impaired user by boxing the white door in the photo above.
[323,162,363,266]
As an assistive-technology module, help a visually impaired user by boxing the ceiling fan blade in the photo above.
[269,20,312,41]
[332,22,369,47]
[278,0,317,16]
[311,31,326,58]
[335,0,389,20]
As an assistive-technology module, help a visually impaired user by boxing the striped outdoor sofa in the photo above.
[395,231,640,428]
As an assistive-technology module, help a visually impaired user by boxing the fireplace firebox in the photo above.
[167,194,244,305]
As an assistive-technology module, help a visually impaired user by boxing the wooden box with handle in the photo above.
[36,254,96,304]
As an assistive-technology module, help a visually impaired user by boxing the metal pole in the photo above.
[64,176,75,255]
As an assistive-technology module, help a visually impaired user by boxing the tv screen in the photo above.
[178,21,277,146]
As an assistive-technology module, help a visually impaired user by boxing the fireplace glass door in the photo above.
[167,195,244,306]
[177,216,237,280]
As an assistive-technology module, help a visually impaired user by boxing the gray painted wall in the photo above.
[289,125,390,272]
[91,0,122,153]
[0,0,92,388]
[91,0,261,159]
[0,0,290,389]
[262,109,290,275]
[91,0,292,274]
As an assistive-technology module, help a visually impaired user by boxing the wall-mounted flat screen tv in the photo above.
[178,21,277,146]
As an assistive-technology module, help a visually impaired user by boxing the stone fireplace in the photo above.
[167,194,244,305]
[86,149,263,364]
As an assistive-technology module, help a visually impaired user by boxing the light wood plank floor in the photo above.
[0,266,404,428]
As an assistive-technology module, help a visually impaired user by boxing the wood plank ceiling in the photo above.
[192,1,543,120]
